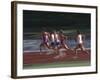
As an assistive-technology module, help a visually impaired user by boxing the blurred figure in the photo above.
[54,30,70,59]
[59,30,69,50]
[40,31,50,53]
[50,30,60,54]
[74,30,88,57]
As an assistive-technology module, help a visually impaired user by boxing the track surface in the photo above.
[23,49,90,65]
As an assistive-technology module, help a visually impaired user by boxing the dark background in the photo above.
[23,10,90,33]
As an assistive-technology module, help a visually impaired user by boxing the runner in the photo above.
[59,30,69,50]
[54,30,69,59]
[50,31,60,54]
[74,30,88,57]
[40,31,50,53]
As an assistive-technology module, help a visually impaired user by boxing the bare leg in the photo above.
[40,43,50,54]
[63,43,69,50]
[53,45,59,54]
[73,45,79,58]
[54,48,60,59]
[54,44,67,59]
[61,43,75,53]
[53,44,63,59]
[45,43,50,49]
[40,43,44,54]
[81,45,89,54]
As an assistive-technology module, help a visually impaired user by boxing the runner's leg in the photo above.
[74,44,79,56]
[40,43,44,54]
[81,44,89,54]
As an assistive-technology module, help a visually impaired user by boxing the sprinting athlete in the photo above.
[59,30,69,50]
[54,30,69,59]
[74,30,87,56]
[40,31,50,53]
[50,31,61,54]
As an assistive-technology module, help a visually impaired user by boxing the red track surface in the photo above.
[23,50,90,65]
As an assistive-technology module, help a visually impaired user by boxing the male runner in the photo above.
[40,31,50,53]
[59,30,69,50]
[54,30,69,59]
[50,31,61,54]
[74,30,88,57]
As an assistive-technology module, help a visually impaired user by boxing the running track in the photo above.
[23,49,90,65]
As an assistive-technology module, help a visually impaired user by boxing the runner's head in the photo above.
[77,30,81,34]
[44,32,48,34]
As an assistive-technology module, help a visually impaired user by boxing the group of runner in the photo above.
[40,30,87,56]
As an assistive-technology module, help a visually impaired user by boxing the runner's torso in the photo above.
[50,33,55,42]
[55,33,60,42]
[59,34,66,43]
[50,33,60,43]
[77,34,83,44]
[42,32,49,43]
